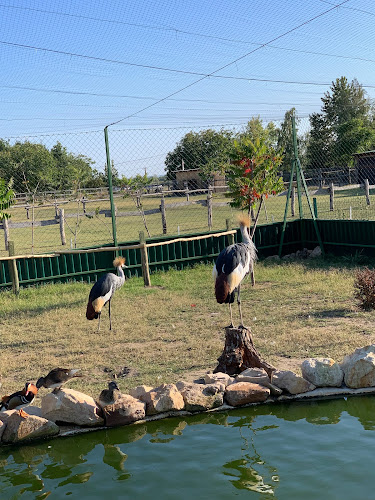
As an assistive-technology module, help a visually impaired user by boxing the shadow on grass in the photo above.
[0,299,84,321]
[300,308,352,319]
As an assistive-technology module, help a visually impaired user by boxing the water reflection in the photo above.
[0,396,375,498]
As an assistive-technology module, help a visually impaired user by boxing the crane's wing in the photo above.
[88,273,114,301]
[215,243,250,276]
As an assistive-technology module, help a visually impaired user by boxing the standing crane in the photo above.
[86,257,127,331]
[213,216,257,327]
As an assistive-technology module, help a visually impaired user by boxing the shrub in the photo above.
[354,267,375,310]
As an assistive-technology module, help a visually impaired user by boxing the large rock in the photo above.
[41,388,104,426]
[136,384,185,416]
[128,385,153,400]
[204,372,234,387]
[177,382,223,412]
[341,345,375,388]
[102,394,146,427]
[272,370,315,394]
[1,413,59,443]
[225,382,270,406]
[235,367,270,386]
[301,358,344,387]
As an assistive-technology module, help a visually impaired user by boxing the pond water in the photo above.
[1,395,375,499]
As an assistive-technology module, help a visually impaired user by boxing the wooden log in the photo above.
[291,186,296,216]
[214,326,275,379]
[365,178,370,206]
[329,182,334,211]
[2,217,9,251]
[160,196,167,234]
[59,209,66,246]
[7,240,19,295]
[139,231,151,287]
[184,181,190,201]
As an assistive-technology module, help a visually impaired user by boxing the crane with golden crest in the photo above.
[213,216,257,327]
[86,257,127,331]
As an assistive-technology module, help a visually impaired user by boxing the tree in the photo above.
[165,128,233,182]
[307,77,375,170]
[226,136,284,230]
[277,108,299,172]
[0,178,15,220]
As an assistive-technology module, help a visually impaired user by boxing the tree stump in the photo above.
[214,326,275,379]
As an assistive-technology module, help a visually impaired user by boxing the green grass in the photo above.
[0,258,374,405]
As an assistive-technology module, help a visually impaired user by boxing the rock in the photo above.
[225,382,270,406]
[0,420,5,441]
[204,372,233,387]
[310,246,322,258]
[2,413,59,443]
[301,358,344,387]
[178,383,223,412]
[0,406,42,423]
[101,394,146,427]
[41,388,104,427]
[128,385,153,400]
[341,345,375,388]
[235,367,270,386]
[264,255,281,262]
[136,384,185,416]
[272,370,316,394]
[263,382,283,396]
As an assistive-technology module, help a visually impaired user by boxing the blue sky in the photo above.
[1,0,375,176]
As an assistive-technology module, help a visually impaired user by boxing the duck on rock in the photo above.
[36,368,83,394]
[0,382,38,418]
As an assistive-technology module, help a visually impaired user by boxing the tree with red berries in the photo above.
[226,136,284,236]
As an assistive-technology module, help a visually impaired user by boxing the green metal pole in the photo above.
[278,159,296,257]
[292,115,303,219]
[104,126,118,247]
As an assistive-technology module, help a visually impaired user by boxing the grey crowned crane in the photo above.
[213,216,257,327]
[86,257,127,331]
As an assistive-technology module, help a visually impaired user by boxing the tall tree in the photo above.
[164,128,233,181]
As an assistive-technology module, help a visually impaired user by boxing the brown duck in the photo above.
[36,368,82,393]
[98,381,121,408]
[0,382,38,418]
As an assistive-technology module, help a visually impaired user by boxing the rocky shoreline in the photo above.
[1,344,375,445]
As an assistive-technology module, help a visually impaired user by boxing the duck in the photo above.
[0,382,38,418]
[98,381,121,408]
[36,368,82,393]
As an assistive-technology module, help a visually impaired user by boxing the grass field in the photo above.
[2,185,375,258]
[0,257,374,406]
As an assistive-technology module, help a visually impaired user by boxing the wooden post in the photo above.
[139,231,151,287]
[7,240,19,295]
[82,197,87,213]
[59,208,66,245]
[54,198,59,218]
[207,188,213,230]
[160,196,167,235]
[226,219,234,246]
[313,197,318,218]
[365,178,370,206]
[291,186,296,216]
[25,205,30,219]
[329,182,334,211]
[2,217,9,251]
[184,181,190,201]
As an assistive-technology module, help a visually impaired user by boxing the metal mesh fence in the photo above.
[1,114,375,257]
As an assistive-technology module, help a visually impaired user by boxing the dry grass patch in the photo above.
[1,258,375,403]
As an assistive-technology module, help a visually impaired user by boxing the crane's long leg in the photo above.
[237,284,244,327]
[108,299,112,331]
[97,312,101,332]
[228,303,234,328]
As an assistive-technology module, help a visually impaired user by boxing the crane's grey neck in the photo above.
[115,265,125,288]
[240,224,251,244]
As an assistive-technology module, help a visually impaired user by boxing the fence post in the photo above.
[207,187,213,230]
[226,219,235,246]
[7,240,19,296]
[291,186,296,216]
[2,217,9,251]
[365,178,370,206]
[139,231,151,287]
[329,182,334,211]
[184,181,190,201]
[104,126,118,247]
[59,209,66,245]
[160,196,167,234]
[313,198,318,218]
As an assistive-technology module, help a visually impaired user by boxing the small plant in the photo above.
[354,267,375,310]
